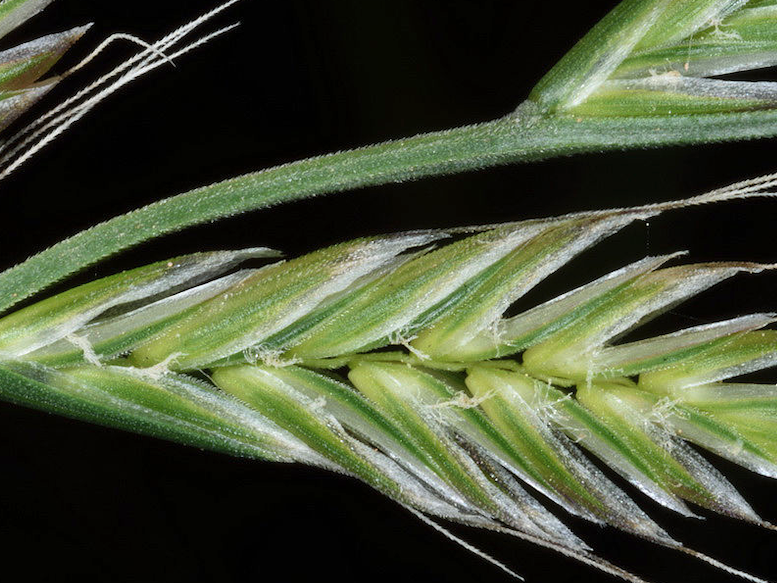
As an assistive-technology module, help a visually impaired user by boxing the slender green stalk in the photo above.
[7,0,777,312]
[6,103,777,314]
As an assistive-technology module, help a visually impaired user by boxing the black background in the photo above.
[0,1,775,582]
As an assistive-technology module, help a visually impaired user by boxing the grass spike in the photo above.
[3,1,777,581]
[0,187,775,580]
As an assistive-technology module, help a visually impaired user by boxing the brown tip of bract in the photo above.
[0,79,58,133]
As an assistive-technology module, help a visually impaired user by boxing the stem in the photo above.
[4,102,777,313]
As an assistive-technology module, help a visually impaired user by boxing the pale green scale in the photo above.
[343,361,590,546]
[640,329,777,391]
[130,235,428,370]
[253,364,449,484]
[523,263,747,384]
[213,365,405,499]
[348,361,516,520]
[466,367,692,541]
[444,256,672,363]
[466,366,640,525]
[614,1,777,78]
[0,27,89,91]
[529,377,775,509]
[576,381,760,523]
[522,273,668,383]
[591,314,775,380]
[288,223,547,361]
[26,273,253,367]
[0,253,243,356]
[506,376,694,516]
[0,361,294,461]
[412,213,641,362]
[362,362,575,509]
[618,384,777,478]
[636,0,745,49]
[646,382,777,465]
[208,253,421,364]
[0,0,53,40]
[0,55,45,89]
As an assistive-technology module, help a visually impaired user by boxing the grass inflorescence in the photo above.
[2,0,777,580]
